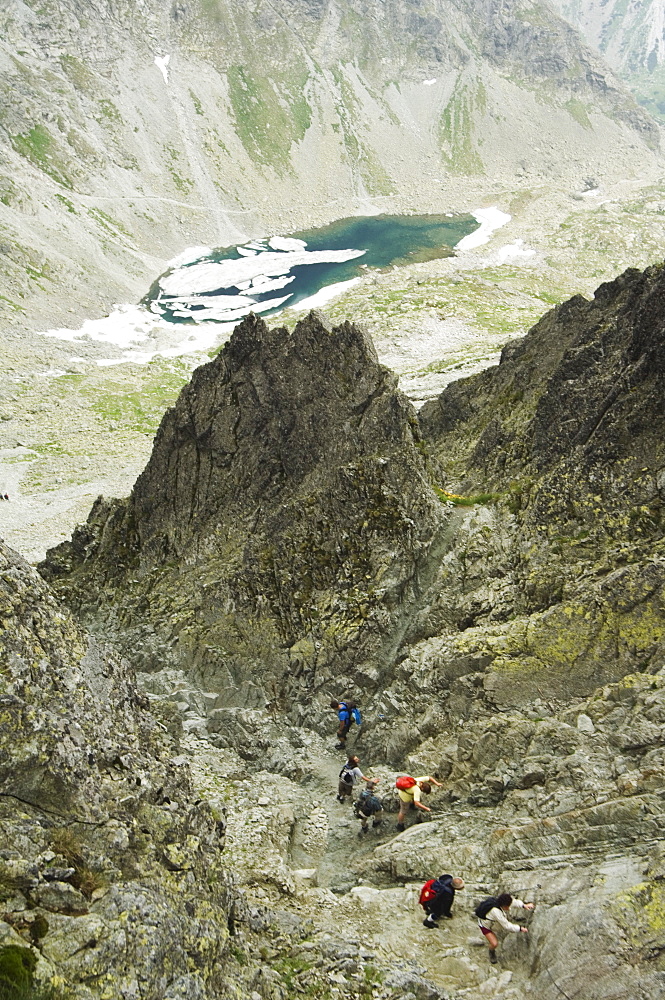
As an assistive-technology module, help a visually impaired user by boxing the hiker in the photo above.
[395,774,443,831]
[330,698,361,749]
[476,893,535,964]
[337,754,374,803]
[420,874,465,927]
[354,778,384,834]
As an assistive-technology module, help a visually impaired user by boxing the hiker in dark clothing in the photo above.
[421,875,465,928]
[330,699,361,749]
[354,779,384,834]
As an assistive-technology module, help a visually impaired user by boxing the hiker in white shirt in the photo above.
[477,893,535,964]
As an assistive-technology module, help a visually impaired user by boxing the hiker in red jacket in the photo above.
[395,774,443,831]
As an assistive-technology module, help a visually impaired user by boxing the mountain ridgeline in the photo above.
[30,259,665,1000]
[0,0,660,332]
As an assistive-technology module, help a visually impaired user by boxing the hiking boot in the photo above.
[489,950,498,965]
[336,795,344,803]
[372,820,381,828]
[396,822,405,832]
[423,918,438,929]
[335,743,346,750]
[360,826,369,835]
[443,913,453,919]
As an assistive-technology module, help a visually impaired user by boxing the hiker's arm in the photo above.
[428,776,443,787]
[493,909,522,933]
[414,800,431,812]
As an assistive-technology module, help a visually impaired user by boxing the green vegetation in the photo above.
[48,828,107,899]
[433,485,501,506]
[565,98,592,129]
[54,192,76,213]
[227,64,312,174]
[189,89,204,116]
[86,207,131,240]
[0,946,64,1000]
[59,53,95,92]
[97,99,123,125]
[439,79,485,175]
[11,124,72,188]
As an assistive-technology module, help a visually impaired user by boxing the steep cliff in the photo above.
[0,540,235,998]
[0,0,660,333]
[551,0,665,121]
[32,260,665,999]
[40,310,446,725]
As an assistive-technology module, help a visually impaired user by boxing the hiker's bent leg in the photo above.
[482,930,498,951]
[430,893,452,920]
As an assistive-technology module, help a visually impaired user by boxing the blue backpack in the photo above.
[339,701,362,726]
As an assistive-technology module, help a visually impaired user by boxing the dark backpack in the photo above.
[475,896,499,919]
[339,764,355,785]
[356,790,382,815]
[431,874,454,896]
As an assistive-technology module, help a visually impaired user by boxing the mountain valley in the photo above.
[1,2,665,999]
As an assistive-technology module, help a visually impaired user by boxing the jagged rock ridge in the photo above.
[40,310,446,727]
[27,261,665,1000]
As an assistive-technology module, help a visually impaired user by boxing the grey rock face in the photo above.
[41,311,446,726]
[0,540,235,997]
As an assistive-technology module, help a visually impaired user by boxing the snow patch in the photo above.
[154,54,170,84]
[456,207,511,251]
[167,246,213,268]
[423,79,437,86]
[40,303,229,366]
[497,239,536,262]
[268,236,308,251]
[290,278,362,311]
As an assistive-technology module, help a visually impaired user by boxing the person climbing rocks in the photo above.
[330,698,361,749]
[420,874,465,927]
[337,754,374,803]
[354,778,384,834]
[395,774,443,830]
[475,892,535,964]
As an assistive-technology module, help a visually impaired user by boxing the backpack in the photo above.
[395,775,417,791]
[357,790,382,814]
[339,764,355,785]
[475,896,499,920]
[419,879,438,908]
[340,701,362,726]
[420,875,454,908]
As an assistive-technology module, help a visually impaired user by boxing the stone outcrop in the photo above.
[0,540,235,998]
[40,311,446,729]
[29,262,665,999]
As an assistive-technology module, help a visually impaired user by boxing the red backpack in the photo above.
[419,879,438,907]
[395,775,417,791]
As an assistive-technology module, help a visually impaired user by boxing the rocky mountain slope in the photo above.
[39,309,447,727]
[35,259,665,998]
[551,0,665,121]
[0,0,660,337]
